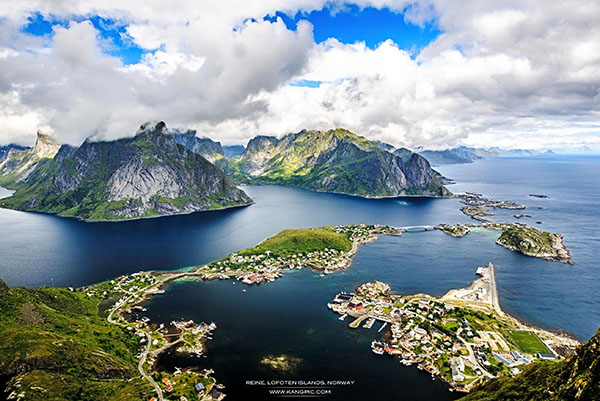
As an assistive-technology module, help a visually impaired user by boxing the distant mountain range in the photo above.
[417,146,556,165]
[0,122,252,220]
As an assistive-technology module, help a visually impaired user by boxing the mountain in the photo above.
[0,277,152,400]
[0,131,61,184]
[461,328,600,401]
[223,145,245,158]
[419,146,493,165]
[228,128,449,197]
[419,146,557,165]
[0,144,29,163]
[0,122,252,221]
[170,129,225,163]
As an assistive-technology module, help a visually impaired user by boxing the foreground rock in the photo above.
[0,122,252,221]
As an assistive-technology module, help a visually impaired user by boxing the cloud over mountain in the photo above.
[0,0,598,150]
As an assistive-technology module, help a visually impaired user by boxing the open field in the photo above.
[506,330,552,354]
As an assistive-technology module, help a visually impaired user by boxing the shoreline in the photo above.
[0,199,254,223]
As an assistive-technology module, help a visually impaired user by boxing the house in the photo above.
[162,377,171,386]
[194,382,205,393]
[348,301,363,310]
[165,384,173,392]
[209,389,226,401]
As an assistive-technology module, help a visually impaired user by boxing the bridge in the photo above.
[399,225,435,232]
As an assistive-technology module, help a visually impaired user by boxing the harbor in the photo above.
[327,264,580,393]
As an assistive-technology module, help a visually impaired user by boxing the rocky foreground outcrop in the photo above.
[0,122,252,220]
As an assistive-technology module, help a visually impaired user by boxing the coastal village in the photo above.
[327,264,579,392]
[77,215,575,399]
[81,224,408,400]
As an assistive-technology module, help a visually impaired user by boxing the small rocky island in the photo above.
[260,354,303,372]
[435,224,472,237]
[495,225,573,264]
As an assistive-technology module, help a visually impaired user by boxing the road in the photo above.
[139,332,164,401]
[106,281,165,401]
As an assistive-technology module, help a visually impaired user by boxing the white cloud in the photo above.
[0,0,598,150]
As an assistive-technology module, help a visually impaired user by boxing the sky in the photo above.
[0,1,599,151]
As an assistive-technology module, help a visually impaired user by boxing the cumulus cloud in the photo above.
[0,0,598,150]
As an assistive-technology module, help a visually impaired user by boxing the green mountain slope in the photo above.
[228,128,449,197]
[461,329,600,401]
[0,122,252,221]
[0,278,152,400]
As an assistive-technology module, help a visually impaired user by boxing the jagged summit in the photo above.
[32,130,60,158]
[227,128,449,198]
[0,122,252,221]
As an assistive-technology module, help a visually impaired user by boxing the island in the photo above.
[435,224,472,237]
[259,355,303,372]
[0,222,578,400]
[435,222,573,264]
[494,225,573,264]
[327,264,580,393]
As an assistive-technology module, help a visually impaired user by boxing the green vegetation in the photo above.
[227,128,450,198]
[238,227,353,257]
[496,225,572,263]
[505,330,552,354]
[498,227,555,255]
[0,278,153,400]
[462,329,600,400]
[0,123,252,221]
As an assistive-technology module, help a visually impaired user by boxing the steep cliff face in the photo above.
[0,122,252,220]
[0,131,60,184]
[230,128,449,197]
[171,130,225,163]
[461,329,600,401]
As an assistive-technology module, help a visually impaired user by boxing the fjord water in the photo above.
[1,156,599,400]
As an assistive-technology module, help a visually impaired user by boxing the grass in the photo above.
[505,330,552,354]
[238,227,352,257]
[0,278,156,400]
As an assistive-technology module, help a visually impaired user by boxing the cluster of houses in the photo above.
[328,279,557,393]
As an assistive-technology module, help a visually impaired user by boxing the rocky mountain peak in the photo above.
[136,121,168,138]
[32,130,60,159]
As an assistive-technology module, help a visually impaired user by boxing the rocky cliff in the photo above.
[0,122,252,220]
[229,128,449,197]
[171,129,225,163]
[0,131,61,184]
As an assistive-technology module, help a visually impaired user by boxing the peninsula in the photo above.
[0,223,579,400]
[327,264,579,393]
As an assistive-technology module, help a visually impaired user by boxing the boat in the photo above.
[242,289,247,292]
[363,318,375,329]
[319,273,325,277]
[371,340,384,355]
[338,314,347,321]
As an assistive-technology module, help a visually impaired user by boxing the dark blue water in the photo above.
[1,156,599,399]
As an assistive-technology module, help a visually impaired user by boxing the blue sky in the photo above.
[23,5,440,67]
[265,5,439,52]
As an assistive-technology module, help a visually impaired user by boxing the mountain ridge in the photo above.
[0,122,252,221]
[226,128,450,198]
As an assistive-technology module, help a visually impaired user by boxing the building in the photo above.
[209,390,226,401]
[194,382,205,394]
